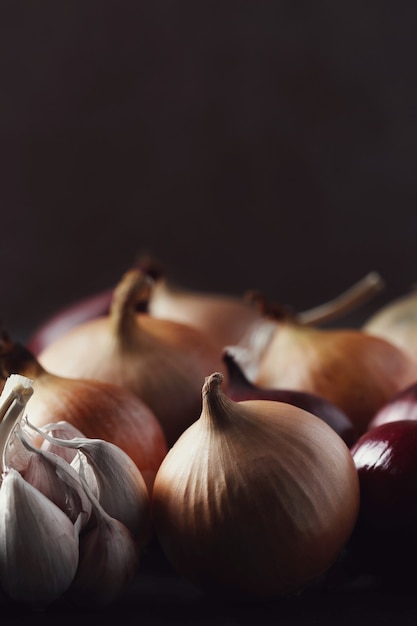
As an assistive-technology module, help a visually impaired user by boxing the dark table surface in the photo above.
[2,537,416,626]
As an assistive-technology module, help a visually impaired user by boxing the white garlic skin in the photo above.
[0,468,79,606]
[68,507,139,607]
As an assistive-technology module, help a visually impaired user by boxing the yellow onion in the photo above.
[0,333,167,494]
[37,268,228,447]
[143,265,261,350]
[252,316,417,437]
[363,287,417,363]
[152,372,360,598]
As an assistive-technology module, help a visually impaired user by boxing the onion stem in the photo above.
[296,272,385,326]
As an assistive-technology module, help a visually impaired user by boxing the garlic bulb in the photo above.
[0,375,149,607]
[37,268,229,446]
[152,372,360,598]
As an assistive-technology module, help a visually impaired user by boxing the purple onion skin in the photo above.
[368,381,417,430]
[27,284,153,356]
[26,259,164,355]
[223,351,357,447]
[348,420,417,585]
[27,289,115,355]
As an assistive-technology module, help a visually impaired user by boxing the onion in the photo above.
[223,350,357,446]
[152,372,360,598]
[148,265,383,343]
[28,259,384,361]
[37,268,229,447]
[146,276,261,352]
[349,420,417,585]
[27,288,114,356]
[0,333,167,494]
[253,315,417,437]
[363,286,417,363]
[26,256,161,356]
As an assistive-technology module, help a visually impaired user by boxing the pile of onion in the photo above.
[28,257,384,361]
[37,268,229,447]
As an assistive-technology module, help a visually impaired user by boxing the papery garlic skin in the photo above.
[28,422,151,542]
[68,495,139,607]
[21,443,92,527]
[71,439,151,542]
[40,420,86,464]
[152,373,360,598]
[0,468,79,606]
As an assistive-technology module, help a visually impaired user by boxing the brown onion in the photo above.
[253,315,417,437]
[363,287,417,363]
[0,333,167,494]
[147,268,384,352]
[37,269,228,447]
[152,372,360,598]
[223,350,357,446]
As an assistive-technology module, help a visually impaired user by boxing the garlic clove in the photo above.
[26,419,151,542]
[70,438,151,543]
[0,468,79,607]
[16,426,92,527]
[67,488,139,607]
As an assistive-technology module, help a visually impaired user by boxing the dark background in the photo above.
[1,1,416,342]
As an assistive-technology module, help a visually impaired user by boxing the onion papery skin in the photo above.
[38,305,229,447]
[254,322,417,437]
[152,374,360,598]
